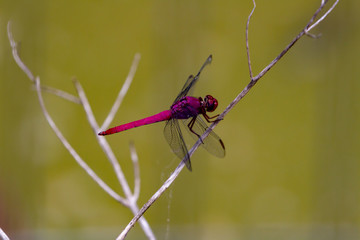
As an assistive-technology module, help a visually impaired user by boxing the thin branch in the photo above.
[304,31,322,39]
[0,228,10,240]
[118,0,339,238]
[101,53,141,130]
[246,0,256,80]
[7,21,35,82]
[130,142,141,201]
[34,76,127,205]
[38,85,81,104]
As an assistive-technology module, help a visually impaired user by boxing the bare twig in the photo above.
[7,22,35,82]
[246,0,256,80]
[117,0,338,238]
[101,53,141,130]
[38,85,81,104]
[130,142,141,201]
[0,228,10,240]
[304,31,322,39]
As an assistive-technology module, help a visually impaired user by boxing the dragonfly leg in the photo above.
[188,117,204,144]
[202,113,220,123]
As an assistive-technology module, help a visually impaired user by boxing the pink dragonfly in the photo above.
[98,55,225,171]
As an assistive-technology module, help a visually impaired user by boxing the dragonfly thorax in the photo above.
[170,96,202,119]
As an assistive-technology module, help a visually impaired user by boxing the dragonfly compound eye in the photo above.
[204,95,218,112]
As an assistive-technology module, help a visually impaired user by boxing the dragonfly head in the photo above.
[203,95,218,112]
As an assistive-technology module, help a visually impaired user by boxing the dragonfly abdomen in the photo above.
[98,110,172,135]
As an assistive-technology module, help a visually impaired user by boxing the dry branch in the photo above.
[117,0,339,239]
[7,22,155,239]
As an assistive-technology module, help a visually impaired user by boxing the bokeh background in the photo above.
[1,0,359,239]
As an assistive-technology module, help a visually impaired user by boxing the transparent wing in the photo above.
[173,55,212,103]
[182,116,225,158]
[163,119,192,171]
[173,74,195,103]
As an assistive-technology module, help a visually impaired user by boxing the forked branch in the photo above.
[117,0,339,239]
[7,22,155,239]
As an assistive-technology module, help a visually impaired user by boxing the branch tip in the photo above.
[101,53,141,130]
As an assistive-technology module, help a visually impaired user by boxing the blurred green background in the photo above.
[1,0,359,239]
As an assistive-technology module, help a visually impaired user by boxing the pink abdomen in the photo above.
[98,110,172,136]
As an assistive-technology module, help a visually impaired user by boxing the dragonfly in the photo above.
[98,55,225,171]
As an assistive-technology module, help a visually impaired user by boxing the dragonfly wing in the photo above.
[173,55,213,103]
[182,116,225,158]
[173,74,194,103]
[164,119,192,171]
